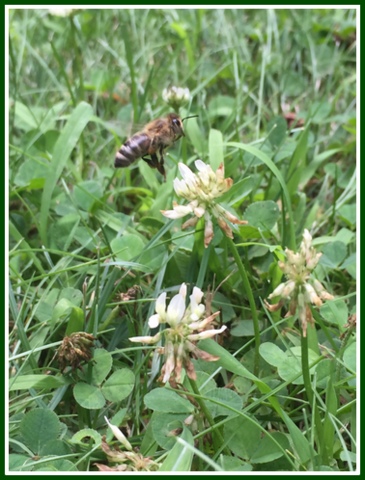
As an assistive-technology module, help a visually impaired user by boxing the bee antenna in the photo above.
[181,115,198,122]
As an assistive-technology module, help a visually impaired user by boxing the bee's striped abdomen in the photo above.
[115,133,151,168]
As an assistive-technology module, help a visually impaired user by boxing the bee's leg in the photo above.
[142,153,166,181]
[157,147,166,182]
[142,154,159,169]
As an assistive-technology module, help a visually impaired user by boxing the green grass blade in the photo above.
[39,101,93,245]
[209,128,224,171]
[159,427,195,471]
[226,141,296,249]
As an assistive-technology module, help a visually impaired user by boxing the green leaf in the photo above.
[204,387,243,418]
[40,439,72,456]
[219,176,255,205]
[52,298,77,322]
[185,117,206,157]
[231,319,264,337]
[244,200,280,230]
[198,338,259,383]
[13,101,40,131]
[208,95,235,117]
[65,306,85,335]
[300,148,341,186]
[14,158,50,188]
[138,244,167,273]
[224,416,261,459]
[250,432,290,464]
[281,410,313,465]
[209,128,224,171]
[60,287,83,305]
[34,459,78,472]
[9,221,45,275]
[73,383,105,409]
[159,427,194,471]
[226,141,295,249]
[39,101,93,245]
[110,234,145,262]
[19,409,61,454]
[286,124,309,194]
[144,388,194,414]
[218,455,252,471]
[73,180,104,212]
[9,374,69,391]
[140,421,159,457]
[150,412,188,450]
[343,342,356,373]
[343,342,356,387]
[259,342,287,367]
[101,369,135,403]
[320,299,348,330]
[341,253,356,279]
[91,348,113,385]
[267,116,287,147]
[309,101,332,124]
[337,203,356,226]
[260,343,321,384]
[319,241,347,268]
[201,338,314,467]
[183,371,217,395]
[48,214,81,251]
[9,454,32,471]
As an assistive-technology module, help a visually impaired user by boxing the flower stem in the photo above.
[301,332,313,405]
[188,377,230,456]
[301,329,325,460]
[226,237,261,376]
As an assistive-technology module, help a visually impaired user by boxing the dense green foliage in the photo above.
[8,8,356,472]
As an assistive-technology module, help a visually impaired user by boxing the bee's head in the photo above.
[168,113,185,137]
[168,113,198,138]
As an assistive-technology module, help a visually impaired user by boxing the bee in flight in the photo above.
[114,113,198,180]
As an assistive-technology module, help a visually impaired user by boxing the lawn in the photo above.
[8,7,357,472]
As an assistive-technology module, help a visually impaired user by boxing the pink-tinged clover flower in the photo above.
[265,229,334,337]
[161,161,247,247]
[129,283,226,384]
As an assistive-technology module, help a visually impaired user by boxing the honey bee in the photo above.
[114,113,198,180]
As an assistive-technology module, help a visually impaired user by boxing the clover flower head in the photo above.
[48,8,76,16]
[129,283,226,384]
[56,332,95,371]
[161,161,247,247]
[162,86,191,110]
[265,229,334,337]
[96,421,160,471]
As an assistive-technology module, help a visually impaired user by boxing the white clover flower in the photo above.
[162,86,191,109]
[265,229,334,337]
[188,325,227,341]
[129,283,226,384]
[162,161,247,247]
[48,8,76,17]
[189,287,205,321]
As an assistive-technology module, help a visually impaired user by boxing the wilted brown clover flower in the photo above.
[265,229,334,337]
[57,332,95,371]
[129,283,226,384]
[94,417,160,472]
[161,160,247,247]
